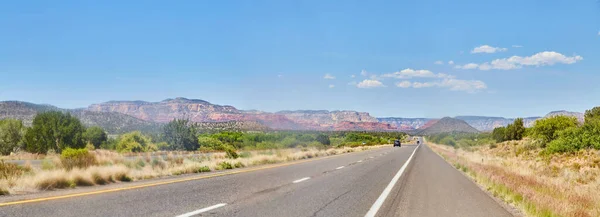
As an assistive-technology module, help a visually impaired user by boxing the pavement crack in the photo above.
[310,190,351,217]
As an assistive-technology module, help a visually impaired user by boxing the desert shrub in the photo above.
[0,160,30,179]
[531,115,579,146]
[60,148,97,170]
[83,126,107,149]
[307,141,326,149]
[195,166,211,173]
[315,134,331,145]
[224,146,238,159]
[151,158,167,169]
[116,131,156,153]
[439,137,457,146]
[197,136,225,151]
[545,120,600,154]
[238,151,251,158]
[233,162,244,168]
[217,161,233,170]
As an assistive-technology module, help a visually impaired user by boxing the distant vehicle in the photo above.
[393,139,401,147]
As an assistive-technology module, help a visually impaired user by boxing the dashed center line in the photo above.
[336,166,345,170]
[357,160,363,163]
[292,177,311,183]
[175,203,227,217]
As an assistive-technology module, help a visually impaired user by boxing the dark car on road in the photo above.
[393,139,401,147]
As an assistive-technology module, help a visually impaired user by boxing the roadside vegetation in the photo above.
[427,106,600,217]
[0,111,407,195]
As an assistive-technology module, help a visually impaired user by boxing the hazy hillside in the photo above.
[88,98,384,131]
[544,110,584,123]
[0,101,160,134]
[455,116,539,131]
[377,118,431,130]
[416,117,479,135]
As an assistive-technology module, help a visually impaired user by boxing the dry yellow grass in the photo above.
[0,145,384,195]
[429,141,600,217]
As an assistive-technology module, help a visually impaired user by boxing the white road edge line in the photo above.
[176,203,227,217]
[364,145,420,217]
[336,166,345,170]
[292,177,311,183]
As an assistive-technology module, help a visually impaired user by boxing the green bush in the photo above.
[60,148,97,169]
[531,115,578,146]
[217,161,233,170]
[195,166,211,173]
[116,131,156,153]
[545,120,600,154]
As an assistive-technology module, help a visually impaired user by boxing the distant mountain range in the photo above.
[415,117,480,135]
[0,97,587,134]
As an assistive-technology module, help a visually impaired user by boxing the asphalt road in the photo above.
[0,144,513,217]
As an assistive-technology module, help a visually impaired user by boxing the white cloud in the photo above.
[434,61,444,65]
[323,74,335,79]
[512,45,523,48]
[329,84,335,88]
[457,51,583,70]
[396,81,412,88]
[448,60,454,65]
[597,31,600,36]
[357,79,385,88]
[455,63,479,69]
[382,68,456,80]
[360,70,368,76]
[412,82,437,88]
[471,45,508,54]
[404,79,486,92]
[350,74,356,78]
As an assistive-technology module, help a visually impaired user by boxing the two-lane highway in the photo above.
[0,144,513,217]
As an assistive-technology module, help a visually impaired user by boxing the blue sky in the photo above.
[1,0,599,118]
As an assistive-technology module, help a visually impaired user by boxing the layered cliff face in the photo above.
[333,121,397,131]
[377,118,432,130]
[88,98,240,123]
[87,98,381,131]
[276,110,378,129]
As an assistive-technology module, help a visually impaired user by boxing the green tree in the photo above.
[162,119,199,151]
[491,126,507,142]
[83,126,108,149]
[24,111,85,153]
[531,115,578,146]
[505,118,526,141]
[197,136,225,150]
[0,119,26,155]
[116,131,156,152]
[585,106,600,123]
[315,134,331,145]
